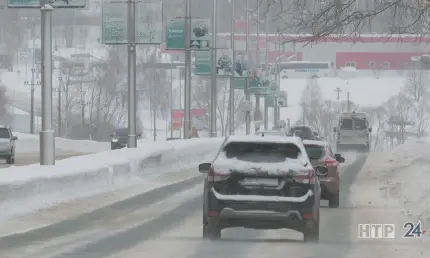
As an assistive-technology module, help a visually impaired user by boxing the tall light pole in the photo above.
[263,0,269,130]
[183,0,192,139]
[244,0,251,135]
[127,0,137,148]
[210,0,218,137]
[228,0,235,135]
[40,0,55,165]
[255,5,261,122]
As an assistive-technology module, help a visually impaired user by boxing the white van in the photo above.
[333,112,372,151]
[279,61,333,79]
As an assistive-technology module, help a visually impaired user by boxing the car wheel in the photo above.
[203,221,221,240]
[303,211,320,242]
[6,155,14,164]
[329,191,340,208]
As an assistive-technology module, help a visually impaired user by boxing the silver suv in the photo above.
[0,125,18,164]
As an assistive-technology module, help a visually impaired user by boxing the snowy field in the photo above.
[278,76,404,123]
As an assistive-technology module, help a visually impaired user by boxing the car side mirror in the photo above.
[198,163,211,173]
[368,127,372,133]
[12,136,18,140]
[333,127,337,133]
[315,166,329,176]
[334,153,345,163]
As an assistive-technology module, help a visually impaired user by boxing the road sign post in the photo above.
[166,15,211,139]
[102,0,163,147]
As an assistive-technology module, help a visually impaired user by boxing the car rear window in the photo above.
[223,142,301,162]
[304,145,326,160]
[340,118,353,129]
[0,128,10,138]
[114,128,128,136]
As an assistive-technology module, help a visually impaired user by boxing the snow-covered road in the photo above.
[1,149,428,258]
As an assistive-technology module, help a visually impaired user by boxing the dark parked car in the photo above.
[287,125,316,140]
[110,128,142,150]
[199,135,323,242]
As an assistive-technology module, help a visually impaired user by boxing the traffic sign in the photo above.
[190,18,210,50]
[216,49,233,76]
[102,0,127,44]
[34,48,41,64]
[102,0,163,45]
[135,1,163,44]
[166,17,211,50]
[195,51,211,75]
[8,0,86,8]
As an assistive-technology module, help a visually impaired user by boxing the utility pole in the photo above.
[40,0,55,165]
[127,0,137,148]
[170,62,174,138]
[228,0,235,135]
[263,0,269,130]
[57,76,62,136]
[273,31,281,128]
[210,0,218,137]
[184,0,192,139]
[254,5,261,122]
[347,91,351,112]
[335,87,342,100]
[245,0,251,135]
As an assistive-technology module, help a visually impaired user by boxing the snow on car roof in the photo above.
[302,140,328,146]
[226,135,302,145]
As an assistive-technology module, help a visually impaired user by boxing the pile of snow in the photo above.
[0,137,223,220]
[362,138,430,224]
[13,133,109,153]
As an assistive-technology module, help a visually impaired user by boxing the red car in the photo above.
[303,140,345,208]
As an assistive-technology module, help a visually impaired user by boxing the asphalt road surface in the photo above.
[1,152,428,258]
[0,151,88,169]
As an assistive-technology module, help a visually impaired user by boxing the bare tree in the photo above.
[0,85,8,117]
[300,78,323,125]
[404,69,429,102]
[412,99,430,137]
[261,0,430,41]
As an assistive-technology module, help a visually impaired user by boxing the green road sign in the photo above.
[166,17,211,50]
[166,18,186,50]
[8,0,86,8]
[195,51,211,75]
[190,18,210,50]
[102,0,163,45]
[102,0,127,44]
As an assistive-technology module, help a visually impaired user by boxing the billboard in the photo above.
[171,108,206,131]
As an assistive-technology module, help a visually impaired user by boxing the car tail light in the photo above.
[208,167,230,182]
[325,157,337,167]
[207,210,217,217]
[294,169,316,184]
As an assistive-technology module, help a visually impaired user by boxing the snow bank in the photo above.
[0,138,223,220]
[13,132,110,153]
[362,137,430,225]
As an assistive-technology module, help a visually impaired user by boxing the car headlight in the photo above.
[111,138,118,142]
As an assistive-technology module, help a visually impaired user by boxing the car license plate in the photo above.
[241,178,279,187]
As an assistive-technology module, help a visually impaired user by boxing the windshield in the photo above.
[304,144,326,160]
[340,118,353,130]
[114,128,128,136]
[0,128,10,138]
[223,142,301,162]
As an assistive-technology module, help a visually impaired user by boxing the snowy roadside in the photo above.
[349,138,430,246]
